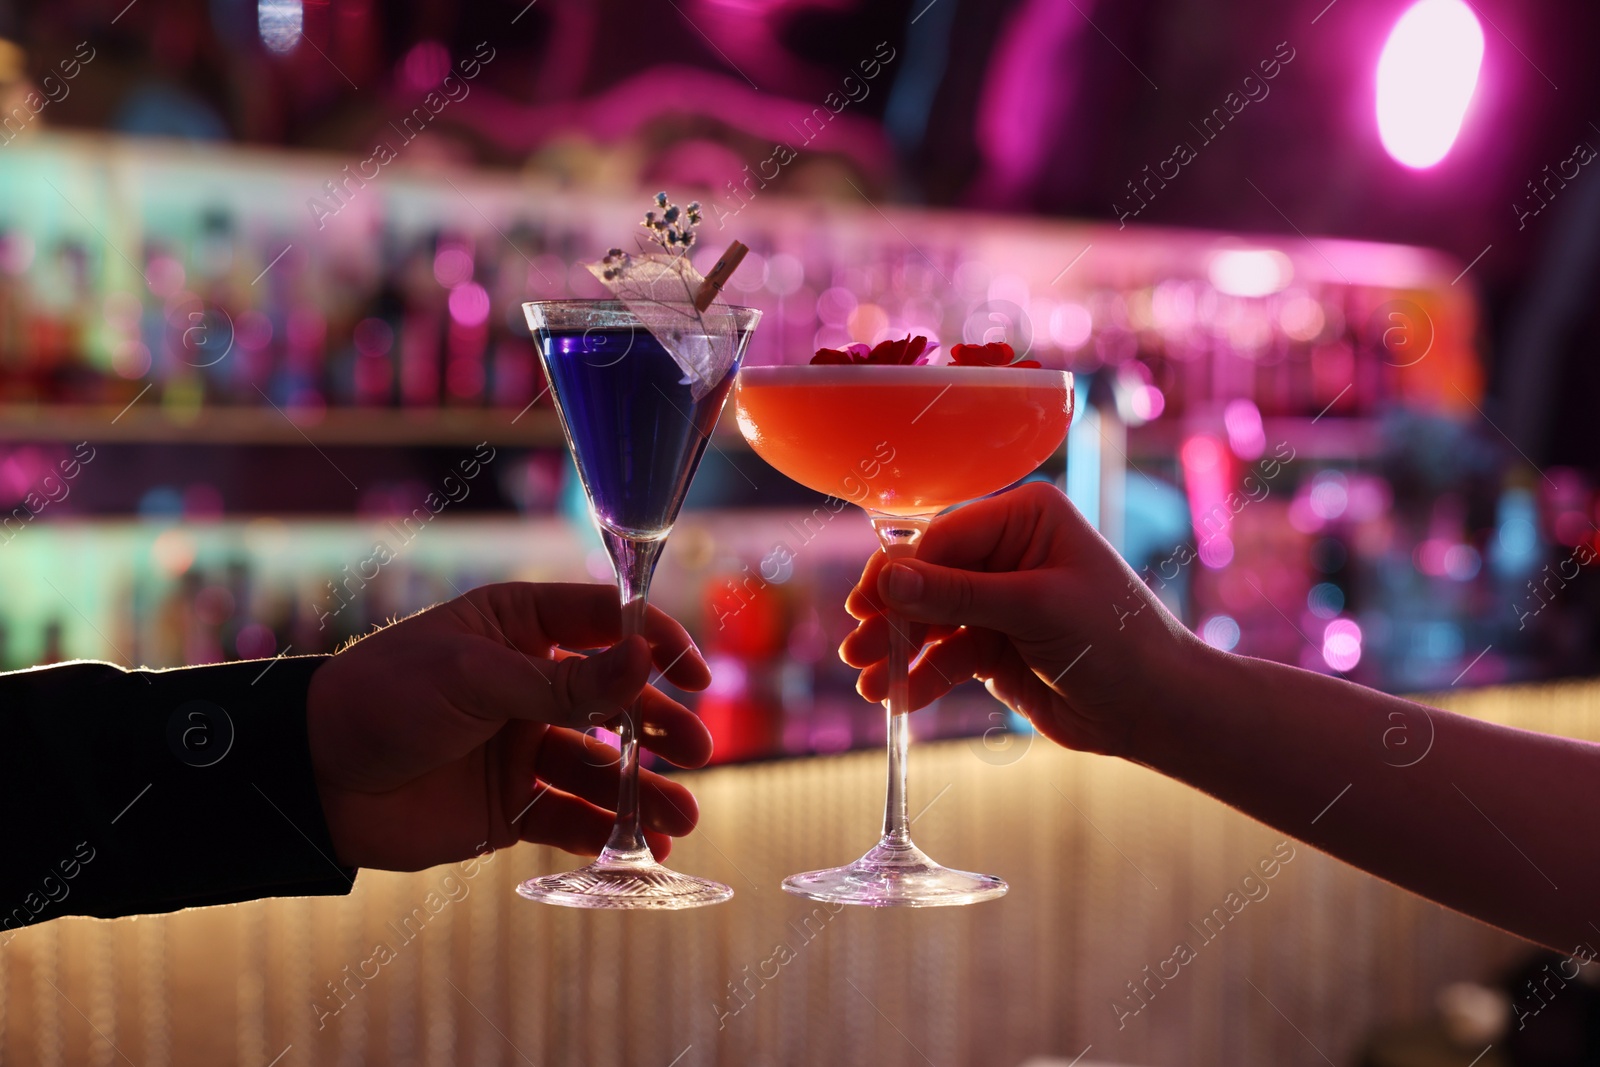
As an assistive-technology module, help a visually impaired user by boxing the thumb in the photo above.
[464,635,652,730]
[877,560,1042,635]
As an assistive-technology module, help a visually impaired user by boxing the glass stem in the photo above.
[870,515,929,851]
[599,528,666,864]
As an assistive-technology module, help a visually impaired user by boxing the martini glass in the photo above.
[734,363,1073,906]
[518,298,760,909]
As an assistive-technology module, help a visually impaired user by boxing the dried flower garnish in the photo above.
[811,335,937,366]
[643,190,702,248]
[587,192,735,400]
[599,192,704,281]
[949,341,1040,368]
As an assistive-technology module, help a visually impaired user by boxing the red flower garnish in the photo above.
[949,341,1041,368]
[810,342,872,365]
[811,335,937,366]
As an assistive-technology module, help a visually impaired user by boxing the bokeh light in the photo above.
[1309,471,1350,521]
[1322,618,1363,672]
[447,282,491,327]
[402,40,450,91]
[1050,302,1094,349]
[1200,614,1242,651]
[1308,582,1345,619]
[1208,249,1292,297]
[433,246,474,288]
[257,0,303,55]
[1224,399,1265,460]
[1443,543,1482,580]
[1198,536,1235,569]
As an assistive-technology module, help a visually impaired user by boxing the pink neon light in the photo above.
[1376,0,1484,169]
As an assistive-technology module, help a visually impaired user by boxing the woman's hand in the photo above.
[839,482,1205,758]
[306,583,713,871]
[846,483,1600,953]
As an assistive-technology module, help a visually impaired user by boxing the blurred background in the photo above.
[2,1,1600,1064]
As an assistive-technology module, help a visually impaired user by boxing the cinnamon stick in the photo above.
[693,241,749,311]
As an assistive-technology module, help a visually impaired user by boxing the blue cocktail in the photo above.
[519,298,760,909]
[540,325,739,538]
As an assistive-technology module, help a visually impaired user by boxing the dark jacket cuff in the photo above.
[1,654,354,929]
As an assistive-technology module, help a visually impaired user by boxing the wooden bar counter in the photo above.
[2,678,1591,1066]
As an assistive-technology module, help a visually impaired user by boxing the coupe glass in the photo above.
[734,363,1073,906]
[518,298,760,909]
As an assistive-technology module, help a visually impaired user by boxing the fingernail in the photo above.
[885,563,923,601]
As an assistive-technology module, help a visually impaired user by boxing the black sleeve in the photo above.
[0,654,354,932]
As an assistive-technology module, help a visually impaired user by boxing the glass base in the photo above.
[781,839,1007,908]
[516,847,734,910]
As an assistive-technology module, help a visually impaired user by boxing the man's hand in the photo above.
[306,583,713,871]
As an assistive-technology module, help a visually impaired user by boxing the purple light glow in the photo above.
[1309,471,1350,521]
[146,256,185,298]
[1050,303,1093,349]
[1200,615,1242,651]
[236,623,278,660]
[1322,618,1363,672]
[235,310,273,351]
[816,287,857,327]
[1414,537,1462,577]
[402,40,451,92]
[444,67,892,178]
[447,283,491,328]
[353,317,394,356]
[705,655,749,698]
[972,0,1084,205]
[1129,383,1165,422]
[1198,536,1235,569]
[1376,0,1484,169]
[1223,399,1266,460]
[1289,492,1324,534]
[433,247,473,289]
[1181,433,1236,562]
[1443,543,1482,581]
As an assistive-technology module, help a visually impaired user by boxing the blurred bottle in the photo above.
[398,231,444,407]
[39,618,64,665]
[696,558,790,763]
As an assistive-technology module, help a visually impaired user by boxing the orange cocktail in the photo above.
[734,365,1073,517]
[732,360,1073,908]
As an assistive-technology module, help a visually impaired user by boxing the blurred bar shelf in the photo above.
[1128,415,1387,461]
[0,403,1385,460]
[0,404,567,445]
[0,130,1572,742]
